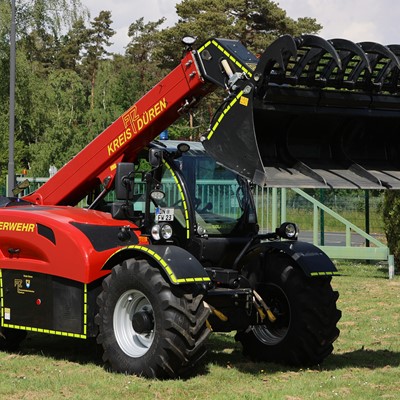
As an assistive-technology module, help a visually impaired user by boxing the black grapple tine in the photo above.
[252,34,344,89]
[298,35,342,69]
[329,38,371,71]
[359,41,400,68]
[357,41,400,90]
[252,34,297,88]
[325,38,371,89]
[291,35,342,87]
[289,46,326,85]
[386,44,400,92]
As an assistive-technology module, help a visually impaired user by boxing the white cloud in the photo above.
[81,0,400,54]
[81,0,179,53]
[278,0,399,45]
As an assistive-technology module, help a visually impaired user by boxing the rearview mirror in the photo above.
[149,148,163,168]
[115,162,135,200]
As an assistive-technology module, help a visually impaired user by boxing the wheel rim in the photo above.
[114,289,155,358]
[252,283,291,345]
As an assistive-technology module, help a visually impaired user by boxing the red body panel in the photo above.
[0,205,141,283]
[9,51,211,286]
[23,51,209,206]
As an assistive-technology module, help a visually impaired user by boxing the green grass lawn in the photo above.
[0,261,399,400]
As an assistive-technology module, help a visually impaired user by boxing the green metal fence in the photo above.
[252,186,394,279]
[13,177,395,278]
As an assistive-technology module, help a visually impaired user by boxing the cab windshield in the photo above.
[80,144,255,238]
[177,153,251,236]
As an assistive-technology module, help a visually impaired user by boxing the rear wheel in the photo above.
[96,258,210,378]
[236,252,341,366]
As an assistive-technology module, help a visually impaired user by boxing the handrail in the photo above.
[288,188,394,278]
[292,188,384,248]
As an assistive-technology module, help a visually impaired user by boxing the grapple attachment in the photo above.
[200,35,400,188]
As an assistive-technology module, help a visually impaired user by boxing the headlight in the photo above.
[161,224,173,240]
[151,224,161,241]
[197,225,207,235]
[150,190,165,201]
[151,223,173,241]
[277,222,299,240]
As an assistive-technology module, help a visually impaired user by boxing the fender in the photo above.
[252,240,339,277]
[104,244,211,285]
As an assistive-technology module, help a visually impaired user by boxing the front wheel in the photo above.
[96,258,210,379]
[236,252,341,366]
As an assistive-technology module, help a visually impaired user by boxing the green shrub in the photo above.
[383,190,400,269]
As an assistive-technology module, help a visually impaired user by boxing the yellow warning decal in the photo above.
[239,96,249,106]
[0,221,35,232]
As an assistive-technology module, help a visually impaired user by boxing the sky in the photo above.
[81,0,400,54]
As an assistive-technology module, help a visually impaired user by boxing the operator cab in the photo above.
[153,140,256,221]
[143,140,259,267]
[89,140,258,268]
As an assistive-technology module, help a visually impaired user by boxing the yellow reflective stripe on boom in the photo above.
[122,245,210,284]
[198,39,253,78]
[207,91,244,140]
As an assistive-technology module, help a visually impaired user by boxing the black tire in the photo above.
[95,258,211,379]
[0,328,27,351]
[236,252,341,366]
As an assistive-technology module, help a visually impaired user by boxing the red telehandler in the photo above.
[1,34,399,378]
